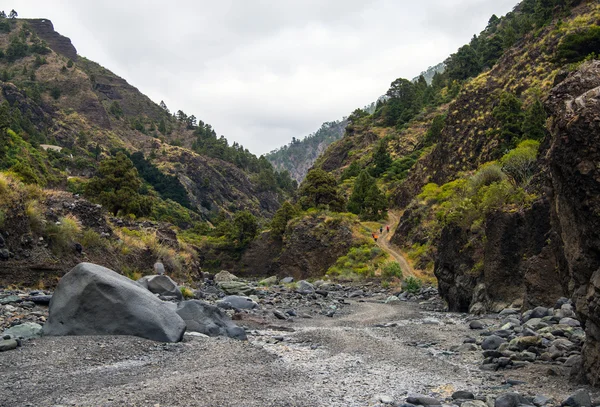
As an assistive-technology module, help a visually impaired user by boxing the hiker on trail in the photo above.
[373,234,379,242]
[380,226,383,234]
[386,225,390,233]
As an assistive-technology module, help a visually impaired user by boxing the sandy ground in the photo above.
[1,299,596,407]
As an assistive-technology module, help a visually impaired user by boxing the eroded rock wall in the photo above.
[545,60,600,385]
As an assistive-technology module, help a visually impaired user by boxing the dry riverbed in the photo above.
[1,297,597,407]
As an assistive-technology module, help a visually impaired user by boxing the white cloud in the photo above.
[14,0,516,154]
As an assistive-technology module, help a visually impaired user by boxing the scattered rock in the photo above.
[176,300,246,340]
[217,281,255,296]
[273,310,287,320]
[0,338,19,351]
[214,270,239,283]
[481,335,507,350]
[2,322,42,340]
[258,276,278,286]
[452,390,475,400]
[216,295,258,310]
[406,394,442,406]
[281,277,294,284]
[469,320,484,329]
[137,275,183,301]
[561,389,591,407]
[494,392,531,407]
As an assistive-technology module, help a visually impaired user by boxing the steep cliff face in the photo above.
[27,19,78,61]
[545,60,600,385]
[433,199,563,313]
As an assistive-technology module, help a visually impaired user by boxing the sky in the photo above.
[14,0,517,155]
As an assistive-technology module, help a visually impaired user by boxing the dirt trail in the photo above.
[0,300,591,407]
[376,211,415,277]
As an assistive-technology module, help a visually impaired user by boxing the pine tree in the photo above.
[348,170,387,220]
[86,152,151,216]
[298,168,345,211]
[522,98,547,141]
[493,92,523,149]
[371,139,392,177]
[270,201,299,238]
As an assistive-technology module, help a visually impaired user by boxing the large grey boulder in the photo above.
[176,300,247,340]
[214,270,238,283]
[137,275,183,301]
[43,263,186,342]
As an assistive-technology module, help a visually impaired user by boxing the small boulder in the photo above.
[218,281,255,296]
[462,401,488,407]
[561,389,591,407]
[481,335,507,350]
[495,392,531,407]
[214,270,239,284]
[406,394,442,406]
[43,263,186,343]
[2,322,42,340]
[258,276,278,286]
[559,317,581,327]
[469,320,485,330]
[530,306,550,319]
[452,391,474,400]
[296,280,315,294]
[216,295,258,310]
[0,339,19,352]
[176,300,246,340]
[137,275,183,301]
[281,277,294,284]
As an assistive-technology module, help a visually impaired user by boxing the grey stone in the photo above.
[218,281,255,296]
[533,395,552,407]
[153,261,165,275]
[499,308,519,317]
[452,391,475,400]
[2,322,42,340]
[281,277,294,284]
[273,310,287,320]
[458,343,479,352]
[258,276,278,286]
[349,290,364,298]
[0,339,18,351]
[561,389,591,407]
[176,300,246,340]
[0,248,10,260]
[137,275,183,301]
[43,263,186,343]
[469,320,485,329]
[462,401,487,407]
[495,393,531,407]
[375,394,395,404]
[385,295,400,304]
[214,270,239,283]
[406,394,441,406]
[26,294,52,305]
[216,295,258,310]
[530,306,550,319]
[559,317,581,327]
[481,335,507,350]
[0,295,20,304]
[296,280,315,294]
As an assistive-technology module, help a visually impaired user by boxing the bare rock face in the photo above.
[434,199,562,313]
[27,19,78,61]
[545,60,600,385]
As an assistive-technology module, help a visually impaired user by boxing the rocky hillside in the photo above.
[266,119,348,183]
[0,16,297,285]
[293,0,600,383]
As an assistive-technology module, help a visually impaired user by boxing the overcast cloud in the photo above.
[14,0,516,155]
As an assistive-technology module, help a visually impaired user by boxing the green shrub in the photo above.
[556,26,600,63]
[403,276,422,294]
[500,140,539,185]
[381,261,403,281]
[81,229,106,252]
[180,286,195,299]
[45,215,81,253]
[25,200,45,234]
[469,163,506,190]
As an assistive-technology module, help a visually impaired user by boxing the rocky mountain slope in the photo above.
[0,16,296,284]
[294,0,600,383]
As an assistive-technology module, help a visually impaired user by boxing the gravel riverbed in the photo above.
[1,297,597,407]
